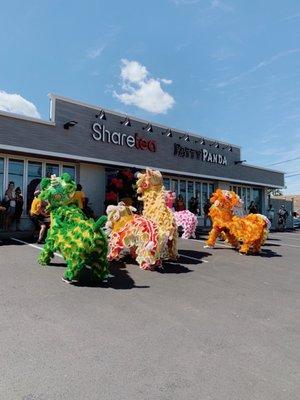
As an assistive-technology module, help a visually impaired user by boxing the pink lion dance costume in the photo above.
[165,190,198,239]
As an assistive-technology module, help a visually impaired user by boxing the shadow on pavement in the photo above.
[73,261,150,290]
[256,249,282,258]
[48,262,66,267]
[179,249,212,264]
[158,262,191,274]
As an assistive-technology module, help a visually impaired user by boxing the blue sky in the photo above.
[0,0,299,193]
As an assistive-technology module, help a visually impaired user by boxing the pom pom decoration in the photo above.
[205,189,269,254]
[38,173,109,282]
[136,169,178,260]
[106,169,179,270]
[111,178,124,190]
[105,191,118,203]
[106,202,161,270]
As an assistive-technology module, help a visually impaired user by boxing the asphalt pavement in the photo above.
[0,231,299,400]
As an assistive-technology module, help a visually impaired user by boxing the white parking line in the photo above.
[12,238,209,265]
[11,238,63,258]
[271,232,300,239]
[179,253,209,263]
[189,238,230,248]
[190,237,300,249]
[275,242,300,248]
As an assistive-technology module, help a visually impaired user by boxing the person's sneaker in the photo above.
[61,276,74,284]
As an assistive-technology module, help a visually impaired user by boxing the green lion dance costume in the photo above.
[38,173,109,284]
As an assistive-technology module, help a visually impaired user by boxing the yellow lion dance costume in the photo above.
[205,189,270,254]
[136,169,178,260]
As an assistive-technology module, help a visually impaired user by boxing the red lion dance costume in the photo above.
[205,189,270,254]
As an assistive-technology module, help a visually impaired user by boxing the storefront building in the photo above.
[0,94,285,228]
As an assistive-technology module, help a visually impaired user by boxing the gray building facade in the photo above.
[0,94,285,228]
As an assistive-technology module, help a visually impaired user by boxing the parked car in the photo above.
[293,217,300,229]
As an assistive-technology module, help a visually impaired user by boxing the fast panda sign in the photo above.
[174,143,228,166]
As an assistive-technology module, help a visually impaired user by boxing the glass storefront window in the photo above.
[202,183,208,214]
[46,163,59,178]
[27,161,42,213]
[163,178,170,190]
[187,181,194,206]
[246,188,251,210]
[252,188,262,213]
[179,180,186,203]
[195,182,201,214]
[171,179,178,195]
[0,158,4,201]
[209,183,214,197]
[63,165,76,180]
[8,159,24,194]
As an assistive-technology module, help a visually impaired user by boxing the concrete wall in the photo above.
[79,163,106,216]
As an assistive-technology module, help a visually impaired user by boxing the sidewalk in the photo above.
[0,230,33,241]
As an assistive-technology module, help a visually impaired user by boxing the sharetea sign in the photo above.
[92,123,156,152]
[174,143,228,166]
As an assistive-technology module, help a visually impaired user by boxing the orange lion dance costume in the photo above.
[205,189,269,254]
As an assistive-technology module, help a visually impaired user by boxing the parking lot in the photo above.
[0,231,299,400]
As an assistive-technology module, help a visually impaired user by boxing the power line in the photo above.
[285,173,300,178]
[267,156,300,166]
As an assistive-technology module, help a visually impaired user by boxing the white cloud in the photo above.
[120,59,148,83]
[211,0,234,12]
[171,0,200,5]
[86,44,106,59]
[0,90,40,118]
[161,78,173,84]
[211,48,235,61]
[216,48,300,88]
[114,59,175,114]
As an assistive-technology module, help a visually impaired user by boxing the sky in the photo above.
[0,0,299,194]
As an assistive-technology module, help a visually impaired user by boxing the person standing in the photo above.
[14,187,24,231]
[73,184,86,209]
[248,201,258,214]
[3,181,16,231]
[277,204,289,231]
[266,204,275,230]
[175,194,185,211]
[188,197,199,215]
[203,198,211,228]
[30,190,49,244]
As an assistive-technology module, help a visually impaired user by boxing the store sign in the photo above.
[174,143,228,165]
[92,123,156,152]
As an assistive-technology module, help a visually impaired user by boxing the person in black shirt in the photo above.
[248,201,258,214]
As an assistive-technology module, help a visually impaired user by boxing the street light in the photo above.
[234,160,247,165]
[63,120,78,130]
[95,109,106,120]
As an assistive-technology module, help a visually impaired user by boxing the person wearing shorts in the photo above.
[30,191,49,244]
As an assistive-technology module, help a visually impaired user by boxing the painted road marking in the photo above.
[12,238,208,266]
[274,242,300,248]
[191,237,300,249]
[11,238,63,258]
